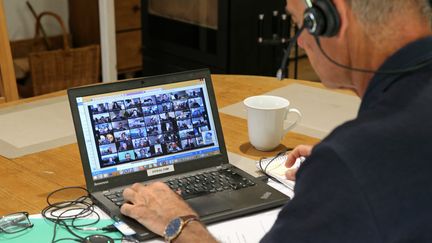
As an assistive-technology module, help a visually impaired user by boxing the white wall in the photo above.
[4,0,69,41]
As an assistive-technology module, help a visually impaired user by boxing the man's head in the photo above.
[286,0,432,96]
[345,0,432,35]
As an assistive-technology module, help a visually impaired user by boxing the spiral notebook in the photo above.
[256,155,306,190]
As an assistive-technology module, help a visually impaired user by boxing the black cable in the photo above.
[41,186,119,243]
[277,22,432,79]
[43,194,95,242]
[314,36,432,74]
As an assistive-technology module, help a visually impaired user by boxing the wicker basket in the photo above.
[28,11,100,96]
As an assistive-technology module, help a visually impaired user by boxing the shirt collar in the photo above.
[360,36,432,112]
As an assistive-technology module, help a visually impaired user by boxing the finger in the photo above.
[123,187,137,202]
[120,202,134,217]
[285,145,312,167]
[286,150,303,167]
[131,182,146,191]
[285,167,298,180]
[285,153,297,167]
[296,145,313,156]
[151,181,183,199]
[151,181,170,190]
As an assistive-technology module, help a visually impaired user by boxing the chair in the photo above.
[0,0,19,103]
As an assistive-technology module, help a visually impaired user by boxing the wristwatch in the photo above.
[163,215,200,242]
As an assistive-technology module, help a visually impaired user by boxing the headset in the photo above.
[303,0,340,37]
[276,0,432,79]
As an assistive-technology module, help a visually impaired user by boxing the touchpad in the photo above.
[187,195,232,217]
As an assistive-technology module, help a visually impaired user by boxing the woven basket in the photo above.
[29,11,100,96]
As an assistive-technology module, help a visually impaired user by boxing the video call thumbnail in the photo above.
[88,88,215,168]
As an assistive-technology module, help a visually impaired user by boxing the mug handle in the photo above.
[283,108,302,135]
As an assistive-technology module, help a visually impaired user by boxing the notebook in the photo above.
[256,155,305,190]
[68,69,289,241]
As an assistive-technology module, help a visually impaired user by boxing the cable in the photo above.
[277,22,432,79]
[314,36,432,74]
[41,186,119,243]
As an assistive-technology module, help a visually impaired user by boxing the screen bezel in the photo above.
[68,69,229,192]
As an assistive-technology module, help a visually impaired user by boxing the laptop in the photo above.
[68,69,289,240]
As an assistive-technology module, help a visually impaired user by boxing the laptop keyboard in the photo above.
[166,168,256,199]
[103,168,256,206]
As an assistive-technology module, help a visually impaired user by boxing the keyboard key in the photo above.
[106,194,117,199]
[112,197,124,202]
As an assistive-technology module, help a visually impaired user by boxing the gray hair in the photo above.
[346,0,432,30]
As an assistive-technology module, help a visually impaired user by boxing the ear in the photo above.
[332,0,351,40]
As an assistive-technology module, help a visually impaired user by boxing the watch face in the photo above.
[165,218,182,238]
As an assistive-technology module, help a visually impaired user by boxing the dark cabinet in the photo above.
[141,0,287,76]
[69,0,288,77]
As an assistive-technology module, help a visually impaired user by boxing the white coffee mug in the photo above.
[244,95,302,151]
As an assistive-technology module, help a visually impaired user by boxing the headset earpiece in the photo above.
[303,0,340,37]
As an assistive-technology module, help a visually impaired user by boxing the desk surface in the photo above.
[0,75,326,215]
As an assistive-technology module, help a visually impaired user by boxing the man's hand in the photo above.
[285,145,313,180]
[120,182,197,236]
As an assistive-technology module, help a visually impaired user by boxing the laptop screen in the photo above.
[74,77,222,182]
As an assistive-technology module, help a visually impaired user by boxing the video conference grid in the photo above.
[88,87,216,170]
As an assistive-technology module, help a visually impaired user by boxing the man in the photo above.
[120,0,432,242]
[124,152,132,162]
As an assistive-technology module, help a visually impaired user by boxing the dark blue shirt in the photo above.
[261,36,432,243]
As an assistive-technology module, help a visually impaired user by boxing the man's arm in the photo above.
[121,182,217,242]
[262,144,381,243]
